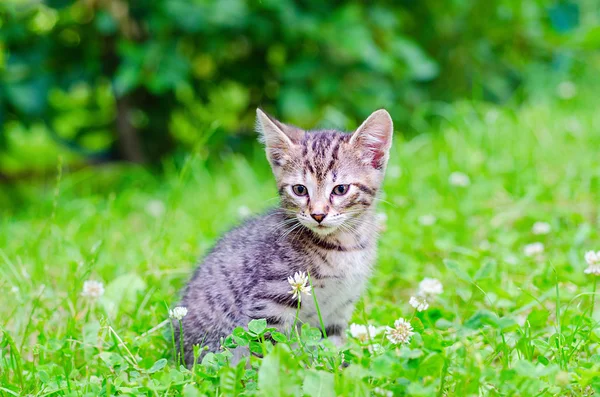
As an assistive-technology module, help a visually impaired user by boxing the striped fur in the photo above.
[177,109,393,366]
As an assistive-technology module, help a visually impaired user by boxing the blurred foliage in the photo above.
[0,0,598,173]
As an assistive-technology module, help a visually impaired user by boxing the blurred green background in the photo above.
[0,0,598,177]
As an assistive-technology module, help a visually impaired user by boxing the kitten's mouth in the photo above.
[296,215,339,236]
[309,224,337,236]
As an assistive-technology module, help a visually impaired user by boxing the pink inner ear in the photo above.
[370,146,386,169]
[367,139,388,169]
[360,128,390,169]
[352,110,393,169]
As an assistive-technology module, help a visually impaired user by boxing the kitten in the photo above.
[177,108,393,366]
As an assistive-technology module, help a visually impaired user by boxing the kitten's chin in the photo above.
[307,225,338,236]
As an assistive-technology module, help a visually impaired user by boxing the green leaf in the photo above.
[474,259,496,280]
[232,327,250,346]
[407,382,438,396]
[147,358,167,373]
[183,384,201,397]
[418,353,445,374]
[95,10,118,34]
[5,76,50,115]
[463,310,498,329]
[223,335,237,349]
[513,360,537,378]
[398,347,424,359]
[303,370,335,397]
[392,38,439,81]
[335,365,369,397]
[444,259,472,283]
[301,324,322,345]
[113,62,141,96]
[279,86,315,122]
[98,352,125,369]
[370,354,396,378]
[38,370,50,384]
[496,317,518,331]
[532,339,551,351]
[220,361,245,396]
[258,344,301,397]
[82,321,100,359]
[102,272,146,318]
[248,318,267,336]
[249,341,263,355]
[527,309,550,328]
[200,352,219,371]
[270,332,288,343]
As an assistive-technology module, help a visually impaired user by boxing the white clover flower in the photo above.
[449,172,470,187]
[418,214,437,226]
[349,323,380,342]
[584,251,600,276]
[368,342,385,355]
[584,265,600,276]
[556,81,577,99]
[169,306,188,320]
[385,318,414,345]
[145,199,166,218]
[409,295,429,312]
[585,251,599,266]
[524,242,545,257]
[532,222,551,235]
[237,205,251,218]
[81,280,104,299]
[418,278,443,297]
[373,387,394,397]
[89,375,102,385]
[287,271,312,302]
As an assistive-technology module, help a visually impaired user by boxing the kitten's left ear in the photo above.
[350,109,394,169]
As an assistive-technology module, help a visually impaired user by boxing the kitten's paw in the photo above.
[327,335,346,348]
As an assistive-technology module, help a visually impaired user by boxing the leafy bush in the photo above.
[0,0,597,172]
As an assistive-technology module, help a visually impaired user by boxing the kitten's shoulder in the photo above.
[199,208,288,255]
[226,208,287,239]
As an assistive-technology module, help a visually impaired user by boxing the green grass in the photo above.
[1,80,600,396]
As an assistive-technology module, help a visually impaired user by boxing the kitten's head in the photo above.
[257,108,393,236]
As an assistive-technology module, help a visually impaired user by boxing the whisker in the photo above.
[277,220,304,242]
[269,218,301,235]
[372,197,397,207]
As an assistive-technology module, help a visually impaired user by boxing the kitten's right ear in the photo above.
[350,109,393,170]
[256,108,303,168]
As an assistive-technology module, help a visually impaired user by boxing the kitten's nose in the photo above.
[311,213,327,223]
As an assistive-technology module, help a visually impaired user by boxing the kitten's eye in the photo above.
[332,184,349,196]
[292,184,308,196]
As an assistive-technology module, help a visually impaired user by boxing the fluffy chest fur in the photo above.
[241,211,379,331]
[298,246,376,326]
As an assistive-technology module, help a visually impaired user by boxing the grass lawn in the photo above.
[1,80,599,396]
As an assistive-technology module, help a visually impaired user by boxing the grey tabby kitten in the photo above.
[177,108,393,366]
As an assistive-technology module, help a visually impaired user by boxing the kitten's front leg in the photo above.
[323,296,359,348]
[324,324,347,348]
[328,334,346,348]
